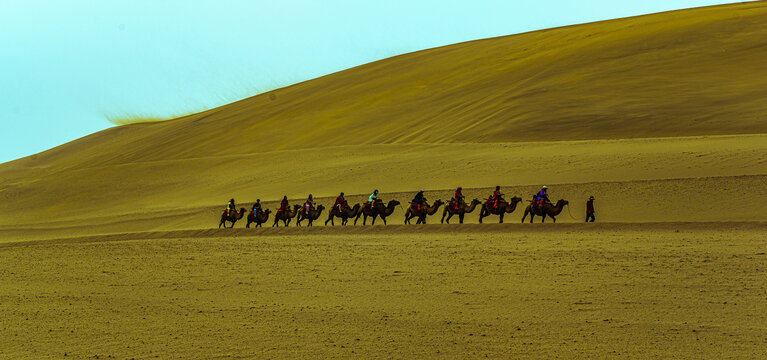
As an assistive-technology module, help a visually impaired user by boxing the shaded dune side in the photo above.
[7,2,767,171]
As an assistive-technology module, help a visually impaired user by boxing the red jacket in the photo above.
[334,196,345,207]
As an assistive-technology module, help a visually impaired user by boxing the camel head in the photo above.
[389,200,401,207]
[316,205,325,211]
[434,199,444,207]
[510,196,522,204]
[264,209,271,215]
[556,199,568,207]
[471,199,481,206]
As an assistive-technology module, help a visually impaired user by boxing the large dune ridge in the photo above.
[1,2,767,237]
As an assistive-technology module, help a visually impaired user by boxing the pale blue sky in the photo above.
[0,0,742,163]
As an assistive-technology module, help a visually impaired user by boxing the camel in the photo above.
[522,199,569,223]
[273,204,301,227]
[219,208,246,228]
[325,202,361,226]
[296,205,325,227]
[246,209,271,228]
[478,196,523,224]
[441,198,481,224]
[354,200,400,225]
[404,200,444,224]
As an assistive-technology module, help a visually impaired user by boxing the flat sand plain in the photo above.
[2,223,766,359]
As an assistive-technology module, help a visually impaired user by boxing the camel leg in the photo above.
[541,214,546,223]
[459,213,464,224]
[499,213,504,224]
[381,216,387,225]
[441,209,447,224]
[371,214,377,225]
[478,208,484,224]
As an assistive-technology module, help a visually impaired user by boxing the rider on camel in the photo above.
[453,187,465,210]
[534,186,549,210]
[277,196,289,215]
[304,194,314,214]
[226,198,236,217]
[366,189,379,208]
[491,185,504,208]
[412,189,426,210]
[333,192,346,215]
[252,199,262,215]
[537,186,549,203]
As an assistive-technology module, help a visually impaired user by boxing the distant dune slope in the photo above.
[2,3,767,233]
[7,1,767,169]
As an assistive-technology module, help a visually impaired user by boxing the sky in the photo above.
[0,0,743,163]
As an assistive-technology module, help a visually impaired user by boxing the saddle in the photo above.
[533,199,549,211]
[449,198,461,211]
[334,204,349,215]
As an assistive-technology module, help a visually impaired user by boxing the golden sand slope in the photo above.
[0,134,765,240]
[2,223,766,358]
[2,3,767,236]
[5,1,767,170]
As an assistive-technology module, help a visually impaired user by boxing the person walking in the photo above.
[586,196,596,222]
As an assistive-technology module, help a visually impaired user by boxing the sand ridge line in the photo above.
[0,221,763,249]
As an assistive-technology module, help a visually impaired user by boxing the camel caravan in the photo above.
[219,186,578,228]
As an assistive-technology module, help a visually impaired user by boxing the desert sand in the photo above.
[1,2,767,358]
[2,223,767,358]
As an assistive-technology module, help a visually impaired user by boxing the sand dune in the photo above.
[1,3,766,236]
[5,2,767,171]
[1,134,765,239]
